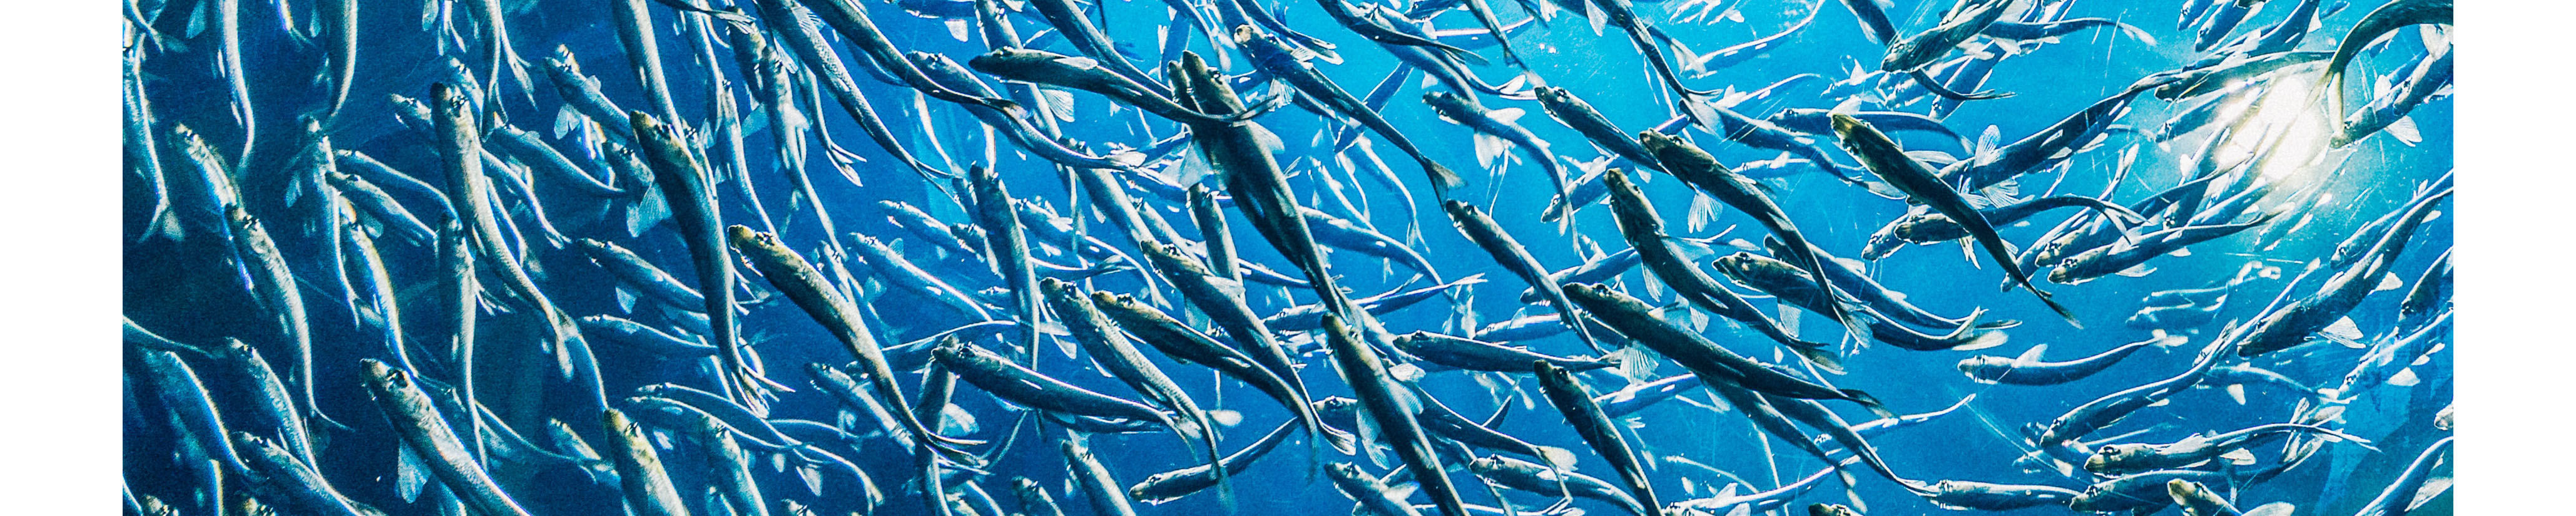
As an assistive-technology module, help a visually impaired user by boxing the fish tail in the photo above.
[1425,160,1467,193]
[1841,388,1896,420]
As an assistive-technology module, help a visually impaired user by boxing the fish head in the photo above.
[2085,443,2150,473]
[359,358,409,393]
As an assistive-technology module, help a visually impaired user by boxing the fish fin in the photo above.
[2011,344,2050,364]
[2386,368,2420,387]
[2321,317,2365,348]
[614,286,637,314]
[797,463,827,495]
[1041,88,1078,123]
[2375,272,2406,292]
[2221,448,2259,465]
[2228,383,2248,405]
[395,444,429,502]
[2115,264,2156,277]
[1472,133,1509,170]
[2386,116,2421,146]
[1687,192,1719,233]
[2169,247,2192,257]
[2245,502,2298,516]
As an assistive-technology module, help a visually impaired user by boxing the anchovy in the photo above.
[1397,331,1617,373]
[1425,93,1574,214]
[1129,419,1301,503]
[1668,465,1843,513]
[1013,477,1073,516]
[2157,51,2333,101]
[1091,291,1352,454]
[1833,114,2080,324]
[2351,436,2455,516]
[229,433,368,516]
[2327,309,2451,400]
[1866,195,2145,255]
[1320,315,1474,516]
[1535,362,1664,515]
[1016,438,1124,516]
[796,0,1024,114]
[1648,130,1860,317]
[630,111,763,415]
[1464,453,1646,516]
[1712,251,2006,351]
[2049,215,2278,285]
[1326,462,1428,516]
[1303,206,1443,281]
[577,238,705,311]
[2166,479,2246,516]
[848,233,999,322]
[1599,168,1838,369]
[1918,480,2084,510]
[1533,87,1666,177]
[729,226,985,460]
[1594,374,1704,418]
[2069,469,2232,512]
[1684,1,1825,72]
[1132,240,1304,387]
[2087,422,2372,475]
[1939,77,2177,192]
[746,0,951,180]
[1233,28,1466,193]
[2322,0,2453,108]
[2031,337,2234,447]
[1019,0,1175,96]
[358,360,533,516]
[2334,42,2451,147]
[599,408,692,516]
[1040,278,1228,497]
[2236,188,2451,357]
[1958,339,2161,385]
[909,53,1144,172]
[967,48,1249,125]
[1563,282,1888,413]
[1264,274,1487,334]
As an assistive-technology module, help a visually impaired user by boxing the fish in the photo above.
[731,226,992,464]
[1396,331,1619,373]
[228,432,369,516]
[1039,278,1229,500]
[358,360,533,516]
[1129,418,1301,504]
[1535,362,1665,515]
[1425,93,1573,217]
[600,407,693,516]
[2085,421,2374,475]
[2321,0,2454,114]
[1599,167,1840,369]
[1320,315,1474,516]
[2029,336,2234,447]
[1325,463,1428,516]
[1916,480,2084,511]
[1234,26,1467,193]
[1832,114,2080,326]
[632,111,763,414]
[2047,214,2279,286]
[1726,262,2005,353]
[1957,339,2165,385]
[2236,187,2452,356]
[1564,282,1888,415]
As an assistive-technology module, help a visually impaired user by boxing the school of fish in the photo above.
[120,0,2455,515]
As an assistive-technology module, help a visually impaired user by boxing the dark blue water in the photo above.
[123,0,2452,515]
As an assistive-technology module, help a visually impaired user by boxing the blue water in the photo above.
[123,0,2451,515]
